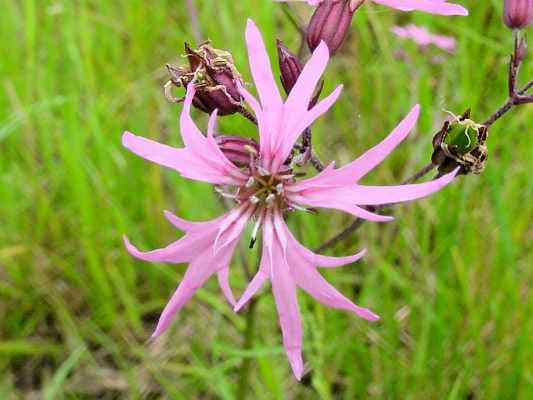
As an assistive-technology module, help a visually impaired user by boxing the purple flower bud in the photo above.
[306,0,364,55]
[277,39,303,95]
[503,0,533,29]
[165,43,243,115]
[215,135,259,166]
[276,39,324,106]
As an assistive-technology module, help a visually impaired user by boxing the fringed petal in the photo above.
[372,0,468,16]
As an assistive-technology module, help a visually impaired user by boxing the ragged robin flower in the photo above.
[122,19,457,380]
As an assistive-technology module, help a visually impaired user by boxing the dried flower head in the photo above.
[165,42,243,115]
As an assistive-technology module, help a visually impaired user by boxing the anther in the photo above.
[250,195,261,204]
[257,166,270,176]
[265,193,276,207]
[214,187,238,199]
[245,177,255,188]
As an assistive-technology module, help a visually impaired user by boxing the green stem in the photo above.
[236,299,258,400]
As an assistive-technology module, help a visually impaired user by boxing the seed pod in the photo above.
[503,0,533,29]
[165,42,243,115]
[215,135,259,166]
[306,0,364,55]
[432,110,488,175]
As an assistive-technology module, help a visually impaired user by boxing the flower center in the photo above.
[242,172,286,208]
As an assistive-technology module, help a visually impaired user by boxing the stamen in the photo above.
[290,203,314,213]
[249,210,264,249]
[250,195,261,204]
[245,177,255,188]
[275,183,284,195]
[244,144,258,155]
[214,187,238,199]
[249,237,257,249]
[265,193,276,207]
[292,153,304,165]
[257,166,270,176]
[278,173,296,181]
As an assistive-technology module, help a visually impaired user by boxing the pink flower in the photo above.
[122,19,457,380]
[391,24,456,52]
[276,0,468,16]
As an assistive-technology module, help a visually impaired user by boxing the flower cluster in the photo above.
[123,19,458,379]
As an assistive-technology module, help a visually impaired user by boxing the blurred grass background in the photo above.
[1,0,532,398]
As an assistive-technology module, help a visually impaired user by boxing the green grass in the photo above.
[1,0,532,398]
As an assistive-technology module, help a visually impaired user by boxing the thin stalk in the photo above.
[236,298,258,400]
[238,106,258,125]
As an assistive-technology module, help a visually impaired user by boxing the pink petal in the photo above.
[123,234,204,264]
[288,192,394,222]
[207,109,218,138]
[270,237,304,380]
[122,132,192,177]
[392,24,456,52]
[182,85,249,178]
[273,84,343,172]
[245,19,283,113]
[234,246,270,312]
[284,224,368,268]
[308,169,458,205]
[241,21,341,173]
[121,132,242,186]
[237,81,273,164]
[163,210,207,232]
[151,241,238,338]
[290,258,379,321]
[217,267,236,307]
[122,84,247,186]
[214,205,255,253]
[288,105,420,189]
[372,0,468,16]
[273,41,330,165]
[124,211,233,263]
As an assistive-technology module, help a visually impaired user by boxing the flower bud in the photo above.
[277,39,303,95]
[165,42,243,115]
[503,0,533,29]
[276,39,324,106]
[306,0,364,55]
[215,135,259,166]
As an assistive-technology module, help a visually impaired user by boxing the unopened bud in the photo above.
[166,42,243,115]
[276,39,324,106]
[503,0,533,29]
[306,0,364,55]
[215,135,259,166]
[277,40,303,95]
